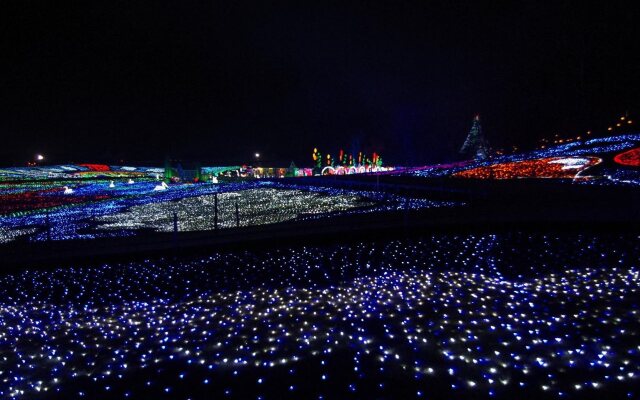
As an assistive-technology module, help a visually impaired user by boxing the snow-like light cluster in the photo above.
[94,188,373,232]
[0,233,638,399]
[0,181,460,243]
[0,226,37,244]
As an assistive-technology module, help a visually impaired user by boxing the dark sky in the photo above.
[1,1,639,166]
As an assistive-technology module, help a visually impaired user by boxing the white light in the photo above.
[255,153,260,158]
[36,154,44,161]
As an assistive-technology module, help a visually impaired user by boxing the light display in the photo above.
[77,163,111,171]
[201,166,242,178]
[322,165,394,175]
[0,164,162,181]
[0,180,457,244]
[0,226,37,244]
[460,114,490,160]
[614,147,640,167]
[0,186,112,214]
[153,181,169,191]
[312,149,385,173]
[453,157,601,179]
[94,188,374,232]
[412,133,640,184]
[1,180,242,242]
[312,148,322,169]
[0,233,638,398]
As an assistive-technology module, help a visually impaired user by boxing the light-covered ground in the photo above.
[0,226,37,244]
[0,180,460,243]
[1,234,638,398]
[95,188,373,232]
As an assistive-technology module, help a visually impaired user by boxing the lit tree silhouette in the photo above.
[460,114,490,160]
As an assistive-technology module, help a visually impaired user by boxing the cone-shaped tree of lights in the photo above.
[460,114,490,160]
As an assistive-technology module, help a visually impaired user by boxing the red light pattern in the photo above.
[613,147,640,167]
[0,189,111,215]
[77,164,111,172]
[454,157,601,179]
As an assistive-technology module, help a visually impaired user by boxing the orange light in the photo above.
[608,127,613,131]
[454,157,601,179]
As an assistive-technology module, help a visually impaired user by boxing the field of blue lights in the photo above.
[0,233,639,399]
[1,135,640,399]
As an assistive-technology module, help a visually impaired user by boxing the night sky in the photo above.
[1,1,639,166]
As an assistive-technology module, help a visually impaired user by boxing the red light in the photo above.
[77,164,110,172]
[614,147,640,167]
